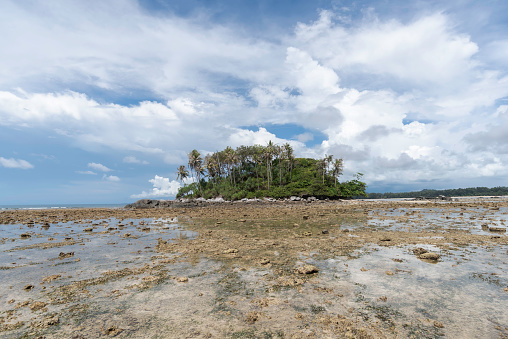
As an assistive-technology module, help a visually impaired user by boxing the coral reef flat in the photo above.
[1,198,507,338]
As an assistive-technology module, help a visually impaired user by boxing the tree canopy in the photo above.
[176,143,366,200]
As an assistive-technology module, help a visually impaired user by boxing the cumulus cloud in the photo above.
[0,157,33,169]
[1,1,508,195]
[88,162,112,172]
[123,156,149,165]
[293,11,479,88]
[131,175,185,199]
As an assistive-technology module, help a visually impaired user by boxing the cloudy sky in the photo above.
[1,0,507,204]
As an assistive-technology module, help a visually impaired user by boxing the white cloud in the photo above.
[131,175,182,199]
[103,174,120,182]
[0,157,33,169]
[76,170,97,175]
[123,156,149,165]
[0,2,508,195]
[293,11,479,88]
[88,162,112,172]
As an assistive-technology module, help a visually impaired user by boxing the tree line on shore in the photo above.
[366,186,508,199]
[175,142,367,200]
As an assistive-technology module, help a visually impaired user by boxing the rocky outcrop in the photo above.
[125,196,328,209]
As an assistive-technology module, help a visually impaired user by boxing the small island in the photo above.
[175,142,367,201]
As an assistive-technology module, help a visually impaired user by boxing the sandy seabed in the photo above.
[0,198,507,338]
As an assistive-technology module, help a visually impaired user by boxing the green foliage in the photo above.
[367,186,508,199]
[176,143,367,200]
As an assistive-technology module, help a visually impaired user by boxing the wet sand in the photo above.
[0,198,507,338]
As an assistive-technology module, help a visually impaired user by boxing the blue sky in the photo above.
[1,0,508,204]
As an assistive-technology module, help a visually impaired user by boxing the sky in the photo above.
[1,0,508,204]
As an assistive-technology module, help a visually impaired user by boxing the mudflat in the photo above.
[1,198,507,338]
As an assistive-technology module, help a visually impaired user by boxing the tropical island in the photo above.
[175,142,367,201]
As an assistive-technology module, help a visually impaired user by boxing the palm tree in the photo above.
[283,143,295,182]
[176,165,189,184]
[331,158,343,187]
[188,149,203,190]
[264,141,276,190]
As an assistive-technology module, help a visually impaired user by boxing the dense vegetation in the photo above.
[175,142,367,200]
[367,186,508,199]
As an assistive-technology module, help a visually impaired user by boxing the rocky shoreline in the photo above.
[124,196,327,209]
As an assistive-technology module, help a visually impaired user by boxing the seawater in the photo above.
[0,203,127,210]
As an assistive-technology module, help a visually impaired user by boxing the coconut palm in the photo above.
[188,149,203,190]
[331,158,343,187]
[176,165,189,184]
[264,140,276,190]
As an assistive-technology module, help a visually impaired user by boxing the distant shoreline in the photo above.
[0,203,127,211]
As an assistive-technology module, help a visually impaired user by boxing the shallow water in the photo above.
[1,205,507,338]
[315,243,508,338]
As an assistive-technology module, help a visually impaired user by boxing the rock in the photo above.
[31,316,59,329]
[176,277,188,283]
[321,229,329,234]
[58,252,74,259]
[488,227,506,232]
[103,325,123,337]
[223,248,238,254]
[29,301,47,311]
[275,276,304,287]
[385,271,394,275]
[302,231,312,237]
[303,215,310,220]
[245,311,260,324]
[503,287,508,293]
[379,236,391,242]
[419,252,440,261]
[433,321,444,328]
[83,228,93,232]
[412,248,428,256]
[260,258,270,265]
[294,264,319,274]
[24,284,34,291]
[142,276,159,283]
[290,196,301,201]
[42,274,61,283]
[20,233,31,238]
